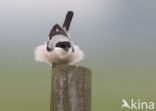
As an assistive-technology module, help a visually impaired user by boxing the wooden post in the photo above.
[50,64,92,111]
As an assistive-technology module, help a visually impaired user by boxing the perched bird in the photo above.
[35,11,84,64]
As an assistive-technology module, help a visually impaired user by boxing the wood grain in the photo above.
[50,64,91,111]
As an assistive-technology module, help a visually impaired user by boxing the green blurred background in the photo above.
[0,0,156,111]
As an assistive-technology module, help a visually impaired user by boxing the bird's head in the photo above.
[55,41,71,52]
[46,24,74,57]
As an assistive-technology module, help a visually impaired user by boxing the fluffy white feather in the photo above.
[34,43,84,64]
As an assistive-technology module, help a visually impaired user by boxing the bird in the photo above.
[121,99,130,109]
[34,11,84,65]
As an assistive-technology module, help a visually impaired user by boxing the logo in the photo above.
[121,98,154,110]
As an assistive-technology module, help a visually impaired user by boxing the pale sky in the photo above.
[0,0,156,61]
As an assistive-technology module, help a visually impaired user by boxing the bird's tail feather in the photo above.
[63,11,74,31]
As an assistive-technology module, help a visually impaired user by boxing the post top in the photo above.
[52,64,91,73]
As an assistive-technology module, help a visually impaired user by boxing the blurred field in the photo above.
[0,56,156,111]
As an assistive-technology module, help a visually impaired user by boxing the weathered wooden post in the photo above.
[50,64,92,111]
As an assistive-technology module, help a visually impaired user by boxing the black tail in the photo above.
[63,11,74,31]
